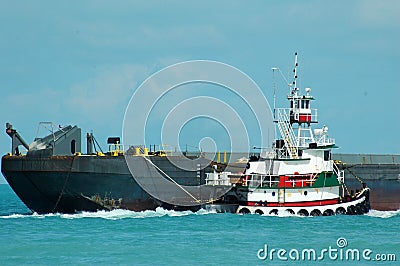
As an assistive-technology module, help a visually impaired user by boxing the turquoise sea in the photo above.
[0,184,398,265]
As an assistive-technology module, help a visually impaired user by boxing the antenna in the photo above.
[272,67,277,119]
[292,52,299,96]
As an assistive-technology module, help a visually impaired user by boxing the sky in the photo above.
[1,1,399,183]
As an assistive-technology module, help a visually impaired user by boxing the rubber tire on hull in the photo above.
[297,209,309,216]
[255,209,264,215]
[347,205,356,215]
[310,209,322,216]
[323,209,334,216]
[269,209,278,215]
[239,208,250,214]
[335,207,346,215]
[286,209,295,215]
[354,204,364,215]
[359,204,369,214]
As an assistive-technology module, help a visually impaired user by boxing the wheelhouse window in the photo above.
[324,150,330,161]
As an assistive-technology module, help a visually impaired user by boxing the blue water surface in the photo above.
[0,184,398,265]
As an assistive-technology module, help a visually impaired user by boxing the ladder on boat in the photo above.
[276,109,298,159]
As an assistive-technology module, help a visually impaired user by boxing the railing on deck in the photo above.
[205,172,318,188]
[315,135,335,146]
[274,108,318,123]
[108,144,125,156]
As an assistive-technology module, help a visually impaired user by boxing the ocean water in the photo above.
[0,184,398,265]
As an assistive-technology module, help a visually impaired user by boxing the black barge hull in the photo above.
[1,155,212,214]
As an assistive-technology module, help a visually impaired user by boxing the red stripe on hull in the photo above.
[247,198,339,207]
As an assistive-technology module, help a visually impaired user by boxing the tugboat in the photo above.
[206,53,370,216]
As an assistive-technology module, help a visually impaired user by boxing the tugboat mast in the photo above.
[273,52,323,159]
[292,52,299,97]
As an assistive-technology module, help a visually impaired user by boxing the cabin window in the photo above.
[290,100,293,108]
[306,101,310,109]
[301,100,305,108]
[71,139,76,154]
[324,150,330,161]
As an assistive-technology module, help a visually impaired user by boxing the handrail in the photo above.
[108,144,125,156]
[333,162,345,184]
[275,108,318,123]
[205,172,318,188]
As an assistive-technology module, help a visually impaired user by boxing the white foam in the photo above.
[60,207,219,220]
[0,207,218,220]
[365,209,400,219]
[3,208,398,219]
[0,213,26,219]
[0,212,61,219]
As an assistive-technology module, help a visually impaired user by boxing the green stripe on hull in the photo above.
[311,172,340,188]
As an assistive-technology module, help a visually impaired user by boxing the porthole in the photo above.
[272,191,276,196]
[304,191,308,196]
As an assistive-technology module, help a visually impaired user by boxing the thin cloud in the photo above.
[357,0,400,28]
